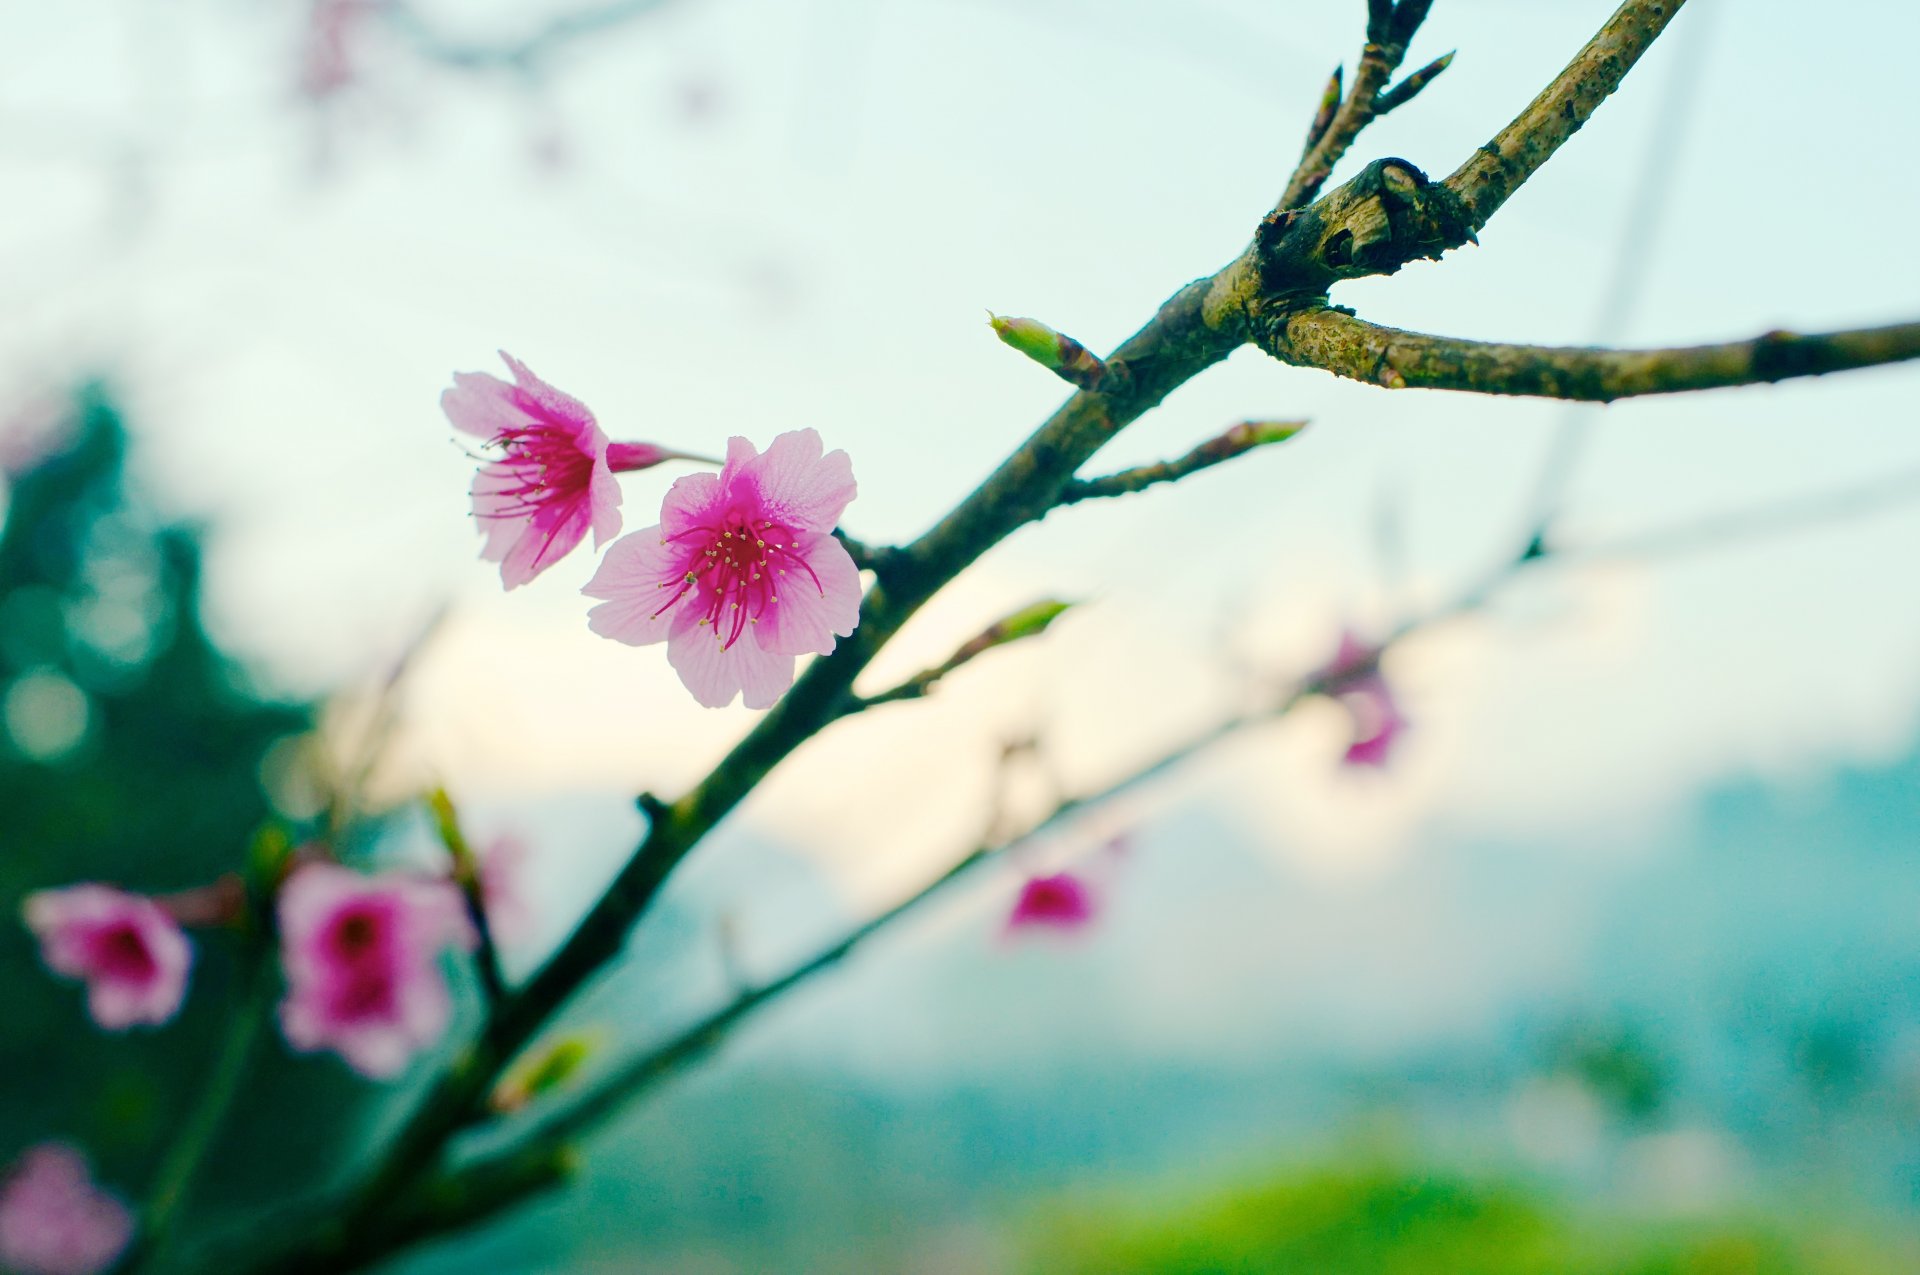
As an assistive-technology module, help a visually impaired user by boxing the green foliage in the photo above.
[1546,1020,1671,1125]
[0,385,321,1205]
[1025,1159,1917,1275]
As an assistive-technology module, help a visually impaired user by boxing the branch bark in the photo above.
[1444,0,1689,233]
[1264,308,1920,401]
[1057,420,1307,506]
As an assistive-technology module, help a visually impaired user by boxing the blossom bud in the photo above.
[1305,65,1343,151]
[1375,51,1456,115]
[1196,420,1308,464]
[491,1035,597,1114]
[948,599,1075,668]
[988,314,1108,391]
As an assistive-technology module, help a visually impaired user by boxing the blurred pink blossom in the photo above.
[0,1143,133,1275]
[1006,872,1097,934]
[584,429,861,709]
[442,352,623,590]
[1319,630,1408,768]
[22,885,192,1031]
[298,0,374,101]
[0,394,74,476]
[477,834,533,946]
[276,863,475,1079]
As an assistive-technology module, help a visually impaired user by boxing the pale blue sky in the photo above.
[1,0,1917,896]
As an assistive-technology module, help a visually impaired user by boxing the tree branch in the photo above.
[1263,308,1920,401]
[1278,0,1436,211]
[1058,420,1307,507]
[1444,0,1689,233]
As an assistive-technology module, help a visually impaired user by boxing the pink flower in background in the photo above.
[298,0,369,101]
[277,863,476,1079]
[477,834,534,947]
[1340,682,1407,768]
[1007,872,1097,934]
[0,1143,133,1275]
[22,885,192,1031]
[1318,630,1408,769]
[442,352,622,589]
[584,428,861,709]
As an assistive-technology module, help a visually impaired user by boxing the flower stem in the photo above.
[127,946,274,1273]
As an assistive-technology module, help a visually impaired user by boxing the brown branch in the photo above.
[1443,0,1689,234]
[1263,308,1920,401]
[1057,420,1308,506]
[1277,0,1436,211]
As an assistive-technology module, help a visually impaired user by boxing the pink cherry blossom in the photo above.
[583,428,862,709]
[1006,872,1097,934]
[276,863,476,1080]
[22,885,192,1031]
[1318,630,1408,769]
[298,0,369,101]
[0,1143,133,1275]
[477,833,534,947]
[440,352,630,590]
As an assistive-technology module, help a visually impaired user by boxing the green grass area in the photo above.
[1026,1161,1916,1275]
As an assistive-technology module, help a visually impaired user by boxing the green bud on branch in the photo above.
[427,787,476,888]
[1059,419,1309,506]
[246,822,296,892]
[1375,51,1455,115]
[858,599,1078,709]
[491,1035,598,1114]
[988,313,1108,391]
[1304,65,1344,153]
[946,599,1075,669]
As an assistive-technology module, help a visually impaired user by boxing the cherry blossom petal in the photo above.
[735,428,857,532]
[756,533,862,657]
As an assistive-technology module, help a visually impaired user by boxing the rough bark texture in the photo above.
[1264,308,1920,401]
[1445,0,1688,231]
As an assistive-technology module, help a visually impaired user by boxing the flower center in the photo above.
[94,923,157,980]
[657,509,824,650]
[477,425,593,522]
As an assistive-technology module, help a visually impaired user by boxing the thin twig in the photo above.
[428,790,507,1009]
[1522,0,1717,544]
[125,948,274,1273]
[1057,421,1307,506]
[384,0,679,72]
[1276,0,1435,211]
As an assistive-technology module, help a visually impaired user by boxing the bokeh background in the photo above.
[4,0,1920,1270]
